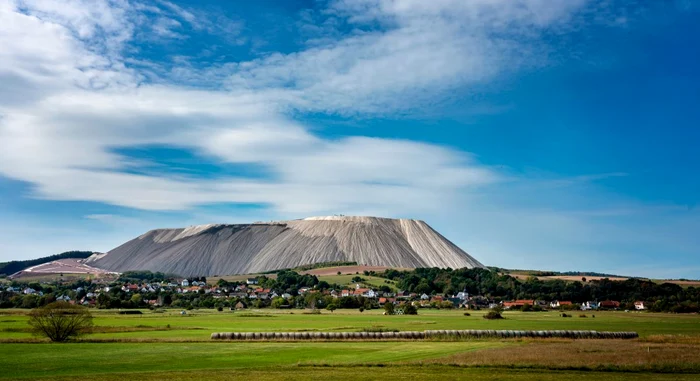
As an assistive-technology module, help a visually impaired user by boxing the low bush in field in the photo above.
[118,310,143,315]
[463,312,471,316]
[483,311,503,320]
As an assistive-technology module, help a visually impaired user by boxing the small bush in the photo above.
[118,310,143,315]
[579,314,587,318]
[483,311,503,320]
[303,309,322,315]
[359,307,364,313]
[463,312,471,316]
[217,306,223,312]
[28,302,93,342]
[561,313,571,318]
[400,303,418,315]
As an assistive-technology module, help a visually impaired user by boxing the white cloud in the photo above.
[1,0,697,277]
[4,0,543,214]
[227,0,590,115]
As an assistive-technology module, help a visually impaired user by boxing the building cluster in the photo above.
[0,280,649,311]
[497,299,647,311]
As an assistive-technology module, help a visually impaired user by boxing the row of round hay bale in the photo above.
[210,330,639,341]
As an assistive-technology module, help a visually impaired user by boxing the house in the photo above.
[420,293,430,300]
[581,301,599,310]
[599,300,621,309]
[298,287,311,294]
[246,278,258,285]
[353,288,376,298]
[503,300,535,309]
[378,297,396,305]
[22,288,36,295]
[550,300,572,309]
[56,295,70,301]
[634,301,647,310]
[341,289,351,297]
[456,291,469,300]
[282,293,292,299]
[181,279,190,287]
[446,297,462,307]
[234,301,246,310]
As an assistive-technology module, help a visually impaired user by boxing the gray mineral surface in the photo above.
[88,216,484,276]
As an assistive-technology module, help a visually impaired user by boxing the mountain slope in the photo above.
[88,216,484,277]
[0,251,94,276]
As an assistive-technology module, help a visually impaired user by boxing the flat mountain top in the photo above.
[88,216,484,277]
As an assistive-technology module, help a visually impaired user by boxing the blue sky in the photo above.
[0,0,698,278]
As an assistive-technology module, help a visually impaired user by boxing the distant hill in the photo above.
[87,216,485,277]
[491,267,632,279]
[0,251,94,277]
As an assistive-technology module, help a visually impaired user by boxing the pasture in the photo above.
[1,308,699,380]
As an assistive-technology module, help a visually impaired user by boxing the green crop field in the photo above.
[1,308,699,380]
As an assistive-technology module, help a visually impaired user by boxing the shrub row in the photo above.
[211,330,638,340]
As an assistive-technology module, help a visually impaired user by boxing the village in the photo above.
[0,275,649,312]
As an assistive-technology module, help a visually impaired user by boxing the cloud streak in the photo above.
[4,0,555,213]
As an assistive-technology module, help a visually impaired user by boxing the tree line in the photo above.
[379,267,700,312]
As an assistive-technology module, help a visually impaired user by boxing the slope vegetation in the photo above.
[88,216,484,277]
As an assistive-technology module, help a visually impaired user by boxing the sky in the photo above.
[0,0,698,278]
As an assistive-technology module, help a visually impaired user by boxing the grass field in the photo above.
[2,309,699,341]
[1,308,699,380]
[209,265,402,290]
[505,271,700,287]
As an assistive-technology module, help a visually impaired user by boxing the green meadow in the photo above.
[1,308,700,380]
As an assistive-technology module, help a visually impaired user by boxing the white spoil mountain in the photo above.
[87,216,485,277]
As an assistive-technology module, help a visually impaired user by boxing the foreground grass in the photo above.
[3,308,699,341]
[2,309,700,380]
[4,367,700,381]
[0,342,501,379]
[427,338,700,373]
